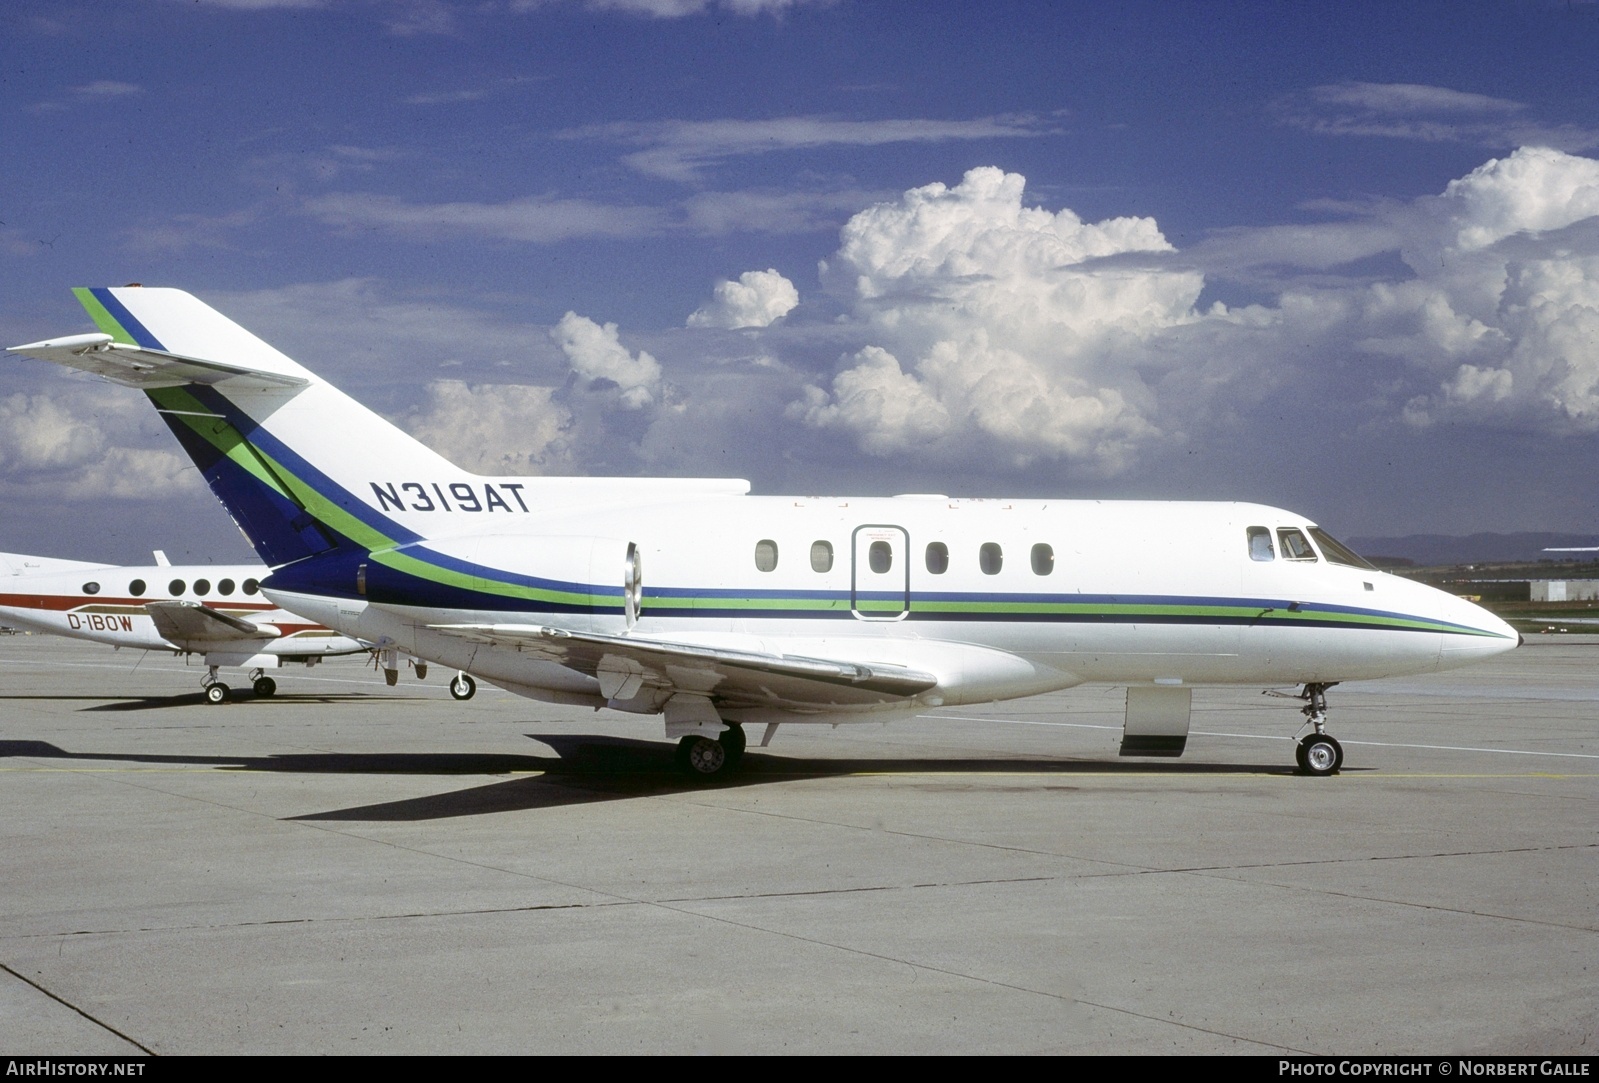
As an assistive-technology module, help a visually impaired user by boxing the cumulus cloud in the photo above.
[404,380,573,473]
[795,166,1198,473]
[687,269,799,328]
[551,313,663,408]
[0,388,204,500]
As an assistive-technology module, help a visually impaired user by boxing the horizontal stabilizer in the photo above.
[146,600,274,645]
[8,333,307,391]
[429,623,939,707]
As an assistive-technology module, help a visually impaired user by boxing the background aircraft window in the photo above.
[810,541,833,573]
[194,579,211,595]
[169,579,186,596]
[82,582,100,595]
[243,579,259,595]
[869,540,892,573]
[1030,543,1054,575]
[218,578,235,596]
[925,542,949,575]
[1308,528,1375,569]
[129,579,146,597]
[980,543,1003,575]
[1247,527,1274,561]
[1278,528,1317,561]
[754,539,778,572]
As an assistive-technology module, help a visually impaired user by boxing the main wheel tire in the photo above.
[1299,733,1343,776]
[677,735,728,778]
[252,676,277,698]
[449,673,477,701]
[1294,738,1309,772]
[205,683,230,705]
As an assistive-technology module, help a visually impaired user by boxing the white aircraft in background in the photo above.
[11,287,1519,775]
[0,549,458,702]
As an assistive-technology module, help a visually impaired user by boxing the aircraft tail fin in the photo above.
[11,287,460,568]
[13,288,751,575]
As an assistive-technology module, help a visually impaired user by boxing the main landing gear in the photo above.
[248,667,276,698]
[1283,682,1344,776]
[675,723,745,779]
[200,666,277,705]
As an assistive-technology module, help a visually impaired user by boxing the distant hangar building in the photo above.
[1531,580,1599,602]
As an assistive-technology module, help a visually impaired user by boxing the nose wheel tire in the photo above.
[449,673,477,700]
[252,676,277,698]
[1297,733,1343,776]
[204,683,230,706]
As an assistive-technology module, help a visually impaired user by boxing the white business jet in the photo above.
[10,288,1519,774]
[0,548,383,701]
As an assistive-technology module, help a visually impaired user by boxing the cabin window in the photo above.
[980,543,1003,575]
[218,578,235,596]
[1308,528,1374,569]
[925,542,949,575]
[82,582,100,595]
[169,579,186,596]
[1278,528,1317,561]
[1247,527,1274,561]
[1030,543,1054,576]
[810,541,833,573]
[754,539,779,572]
[129,579,146,597]
[194,579,211,596]
[243,579,260,595]
[868,540,892,574]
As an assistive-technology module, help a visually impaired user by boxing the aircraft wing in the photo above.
[428,624,938,709]
[8,333,306,390]
[146,600,276,645]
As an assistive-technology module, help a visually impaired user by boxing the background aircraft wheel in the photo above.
[414,663,428,680]
[677,735,728,778]
[449,673,476,700]
[1298,734,1343,776]
[252,676,277,698]
[205,683,230,705]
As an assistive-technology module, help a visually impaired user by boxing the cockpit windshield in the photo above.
[1309,527,1374,569]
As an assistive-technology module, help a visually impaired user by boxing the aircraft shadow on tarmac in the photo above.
[0,732,1302,821]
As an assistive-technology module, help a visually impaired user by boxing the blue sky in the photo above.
[5,0,1599,563]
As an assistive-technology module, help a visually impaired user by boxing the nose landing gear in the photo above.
[1271,682,1345,776]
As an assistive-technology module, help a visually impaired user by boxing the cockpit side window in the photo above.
[1308,527,1375,569]
[1247,527,1274,562]
[1278,528,1317,561]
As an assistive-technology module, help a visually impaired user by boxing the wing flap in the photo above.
[430,624,939,707]
[8,333,307,390]
[146,600,274,645]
